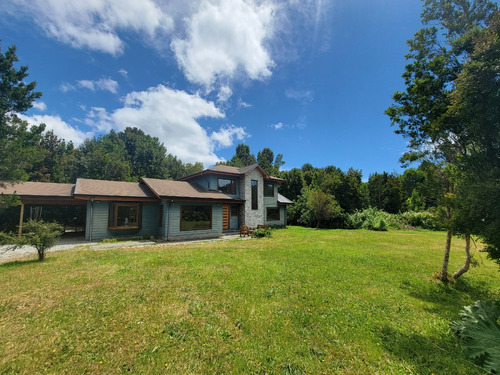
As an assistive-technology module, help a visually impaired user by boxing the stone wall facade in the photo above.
[242,169,264,228]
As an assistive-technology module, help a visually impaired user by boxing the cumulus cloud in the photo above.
[82,85,246,165]
[171,0,275,87]
[217,86,233,103]
[15,0,173,55]
[60,82,76,93]
[272,122,283,130]
[210,125,247,149]
[31,101,47,111]
[18,114,91,145]
[77,78,119,94]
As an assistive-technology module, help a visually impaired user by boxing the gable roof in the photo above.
[141,178,242,202]
[181,164,284,183]
[74,178,157,200]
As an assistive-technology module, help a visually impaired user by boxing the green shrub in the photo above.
[397,211,442,230]
[252,228,272,238]
[346,207,390,231]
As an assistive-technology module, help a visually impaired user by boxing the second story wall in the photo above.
[188,174,240,198]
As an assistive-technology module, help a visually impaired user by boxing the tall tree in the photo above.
[0,42,43,187]
[386,0,498,280]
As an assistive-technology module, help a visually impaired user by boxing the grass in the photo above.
[0,226,499,374]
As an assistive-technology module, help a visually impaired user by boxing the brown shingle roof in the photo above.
[142,178,237,201]
[74,178,156,199]
[0,181,75,197]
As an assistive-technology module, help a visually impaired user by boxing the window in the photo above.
[231,205,238,217]
[251,180,258,210]
[266,207,280,221]
[218,178,236,195]
[264,182,274,197]
[180,205,212,231]
[108,203,141,229]
[159,205,164,227]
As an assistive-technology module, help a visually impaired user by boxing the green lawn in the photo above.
[1,227,499,374]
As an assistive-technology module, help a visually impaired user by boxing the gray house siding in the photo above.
[243,169,264,228]
[164,202,223,241]
[85,201,160,241]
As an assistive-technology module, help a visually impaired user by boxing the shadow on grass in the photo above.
[0,257,48,268]
[400,277,497,317]
[378,325,481,375]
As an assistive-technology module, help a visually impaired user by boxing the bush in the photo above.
[397,210,442,230]
[346,207,390,231]
[0,219,63,261]
[252,228,272,238]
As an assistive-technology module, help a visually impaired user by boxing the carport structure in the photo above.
[0,182,85,236]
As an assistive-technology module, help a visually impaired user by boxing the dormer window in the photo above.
[218,178,236,195]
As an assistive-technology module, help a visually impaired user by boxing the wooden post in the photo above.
[18,203,24,237]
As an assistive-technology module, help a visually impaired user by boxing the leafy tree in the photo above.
[368,172,403,214]
[229,144,256,167]
[279,168,304,202]
[308,190,342,229]
[0,219,63,261]
[386,0,498,280]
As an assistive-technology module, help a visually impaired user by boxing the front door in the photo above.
[222,205,230,230]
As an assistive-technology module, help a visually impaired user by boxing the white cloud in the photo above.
[217,86,233,103]
[18,114,91,145]
[16,0,174,55]
[77,78,119,94]
[210,125,247,149]
[237,98,252,109]
[171,0,275,87]
[272,122,283,130]
[94,85,245,165]
[118,69,128,78]
[285,89,314,103]
[60,82,76,92]
[31,101,47,111]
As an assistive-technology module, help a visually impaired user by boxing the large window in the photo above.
[264,182,274,197]
[180,205,212,231]
[218,178,236,195]
[266,207,280,221]
[108,203,141,229]
[251,180,258,210]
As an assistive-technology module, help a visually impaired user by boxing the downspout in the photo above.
[89,198,94,242]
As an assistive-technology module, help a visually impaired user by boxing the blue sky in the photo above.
[1,0,427,178]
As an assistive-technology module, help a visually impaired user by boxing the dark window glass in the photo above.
[251,180,258,210]
[159,205,164,227]
[231,205,238,217]
[218,178,236,195]
[266,207,280,221]
[108,203,141,228]
[264,182,274,197]
[181,205,212,231]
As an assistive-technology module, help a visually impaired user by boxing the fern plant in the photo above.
[450,300,500,373]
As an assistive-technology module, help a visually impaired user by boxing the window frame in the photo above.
[230,205,238,217]
[108,203,142,230]
[180,205,213,231]
[266,207,280,221]
[251,180,258,210]
[264,182,274,197]
[217,178,236,195]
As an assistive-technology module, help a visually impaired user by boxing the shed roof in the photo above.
[278,193,293,205]
[0,181,75,197]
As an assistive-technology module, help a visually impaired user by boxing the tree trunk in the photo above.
[439,205,452,282]
[316,220,320,229]
[37,249,45,261]
[453,233,471,279]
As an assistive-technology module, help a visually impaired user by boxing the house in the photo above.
[0,164,293,241]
